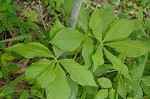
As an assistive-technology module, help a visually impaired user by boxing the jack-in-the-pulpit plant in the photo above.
[5,8,149,99]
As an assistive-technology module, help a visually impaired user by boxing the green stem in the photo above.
[0,73,25,91]
[81,87,86,99]
[114,71,122,99]
[0,74,25,98]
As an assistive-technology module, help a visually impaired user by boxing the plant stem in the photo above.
[0,74,25,91]
[69,0,82,28]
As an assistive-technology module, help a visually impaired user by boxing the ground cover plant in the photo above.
[0,0,150,99]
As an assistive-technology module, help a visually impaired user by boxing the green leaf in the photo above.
[0,34,32,43]
[133,19,142,30]
[50,18,64,40]
[30,87,44,98]
[77,5,88,32]
[109,88,115,99]
[67,77,78,99]
[141,83,150,96]
[23,10,30,18]
[98,8,115,32]
[131,64,143,81]
[51,28,85,51]
[1,54,8,60]
[2,60,7,66]
[82,37,94,68]
[26,59,56,88]
[92,44,104,71]
[135,86,143,99]
[46,64,70,99]
[6,56,15,61]
[104,48,132,80]
[85,86,98,96]
[98,78,112,88]
[82,0,91,4]
[95,89,108,99]
[89,8,103,42]
[118,54,126,62]
[141,76,150,86]
[145,19,150,30]
[0,3,9,11]
[64,0,75,16]
[19,91,29,99]
[53,46,63,58]
[138,7,143,21]
[6,42,54,58]
[54,0,62,7]
[1,68,8,79]
[7,64,19,73]
[103,19,134,42]
[94,64,110,77]
[0,86,14,97]
[106,40,148,57]
[117,76,126,98]
[0,71,2,78]
[60,59,97,86]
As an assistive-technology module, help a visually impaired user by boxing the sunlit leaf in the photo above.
[103,19,134,42]
[106,40,148,57]
[142,76,150,86]
[89,8,103,41]
[95,89,108,99]
[26,59,56,88]
[6,42,54,58]
[51,28,85,51]
[60,59,97,86]
[46,64,70,99]
[19,91,29,99]
[98,78,112,88]
[118,76,126,98]
[104,48,132,80]
[82,37,94,67]
[50,18,64,40]
[98,8,115,32]
[109,88,115,99]
[92,44,104,70]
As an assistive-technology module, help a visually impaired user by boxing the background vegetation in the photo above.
[0,0,150,99]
